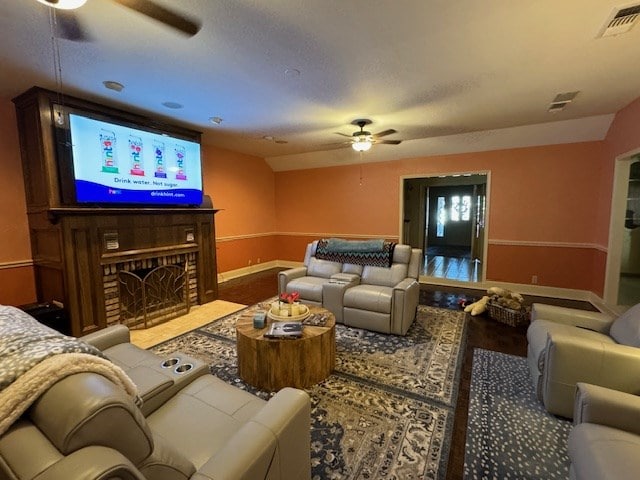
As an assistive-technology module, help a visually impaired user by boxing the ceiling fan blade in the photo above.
[377,139,402,145]
[111,0,201,36]
[55,10,91,41]
[334,132,353,138]
[372,129,397,138]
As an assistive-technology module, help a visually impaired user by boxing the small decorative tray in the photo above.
[267,304,310,322]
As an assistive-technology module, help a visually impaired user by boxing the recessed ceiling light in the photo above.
[103,80,124,92]
[209,116,223,125]
[162,101,183,109]
[284,68,301,79]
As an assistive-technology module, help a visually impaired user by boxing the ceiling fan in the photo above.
[37,0,201,41]
[336,119,402,152]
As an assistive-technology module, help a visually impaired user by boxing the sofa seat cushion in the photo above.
[527,319,615,372]
[146,375,266,469]
[569,423,640,480]
[286,276,331,302]
[343,285,392,314]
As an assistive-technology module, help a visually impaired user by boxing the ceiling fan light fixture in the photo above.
[352,139,372,152]
[37,0,88,10]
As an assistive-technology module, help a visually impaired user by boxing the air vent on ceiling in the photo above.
[548,91,580,113]
[597,3,640,37]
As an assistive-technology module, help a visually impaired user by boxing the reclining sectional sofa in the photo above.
[278,240,421,335]
[0,306,311,480]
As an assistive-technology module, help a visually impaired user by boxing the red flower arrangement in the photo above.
[279,291,300,304]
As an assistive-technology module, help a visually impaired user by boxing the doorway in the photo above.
[605,153,640,309]
[402,173,488,283]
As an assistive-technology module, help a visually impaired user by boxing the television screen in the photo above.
[68,113,203,205]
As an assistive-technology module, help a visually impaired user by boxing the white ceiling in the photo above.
[1,0,638,171]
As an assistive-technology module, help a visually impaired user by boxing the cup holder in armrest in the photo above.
[174,363,193,374]
[161,358,180,368]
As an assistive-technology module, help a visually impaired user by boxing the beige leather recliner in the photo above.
[0,325,312,480]
[569,383,640,480]
[527,302,640,418]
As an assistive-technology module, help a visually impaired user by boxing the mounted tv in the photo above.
[56,109,203,206]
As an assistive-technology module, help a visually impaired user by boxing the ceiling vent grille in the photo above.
[548,91,580,113]
[597,4,640,37]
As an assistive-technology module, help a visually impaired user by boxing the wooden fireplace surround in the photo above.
[13,87,218,336]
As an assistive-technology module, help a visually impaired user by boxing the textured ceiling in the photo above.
[0,1,638,170]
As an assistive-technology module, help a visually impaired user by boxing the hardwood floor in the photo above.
[217,268,596,479]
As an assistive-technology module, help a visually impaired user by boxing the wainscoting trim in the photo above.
[489,239,607,253]
[216,232,401,242]
[0,260,33,270]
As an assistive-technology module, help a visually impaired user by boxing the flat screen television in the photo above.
[56,109,203,206]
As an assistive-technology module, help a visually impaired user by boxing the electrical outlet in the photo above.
[531,275,538,284]
[257,257,261,264]
[248,259,252,266]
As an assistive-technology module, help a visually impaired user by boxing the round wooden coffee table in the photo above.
[236,305,335,391]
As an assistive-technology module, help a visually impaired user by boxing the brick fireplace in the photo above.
[104,252,197,328]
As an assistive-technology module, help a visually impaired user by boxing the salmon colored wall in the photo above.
[274,142,608,293]
[605,97,640,158]
[591,96,640,251]
[201,144,278,272]
[0,98,36,305]
[0,267,36,306]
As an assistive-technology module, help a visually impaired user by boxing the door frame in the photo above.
[399,170,491,284]
[604,147,640,308]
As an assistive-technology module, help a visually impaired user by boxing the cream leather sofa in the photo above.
[279,241,421,335]
[569,383,640,480]
[527,302,640,418]
[0,324,311,480]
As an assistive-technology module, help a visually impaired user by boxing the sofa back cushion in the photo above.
[29,372,154,464]
[361,263,409,287]
[342,263,364,276]
[307,257,342,278]
[392,245,412,264]
[610,303,640,347]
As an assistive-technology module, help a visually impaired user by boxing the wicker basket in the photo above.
[487,300,530,327]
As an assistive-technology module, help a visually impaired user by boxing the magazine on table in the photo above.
[264,321,304,339]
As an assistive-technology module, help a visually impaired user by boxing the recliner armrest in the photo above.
[393,278,416,292]
[330,272,360,284]
[278,267,308,294]
[80,324,131,351]
[542,333,640,417]
[531,303,614,333]
[574,383,640,436]
[391,279,420,336]
[34,446,146,480]
[192,387,311,480]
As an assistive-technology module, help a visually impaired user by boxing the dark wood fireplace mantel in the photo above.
[13,88,218,336]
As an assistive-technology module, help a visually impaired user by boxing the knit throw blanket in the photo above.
[0,305,138,436]
[315,238,396,267]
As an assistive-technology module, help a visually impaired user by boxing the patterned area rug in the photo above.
[151,302,468,479]
[464,349,572,479]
